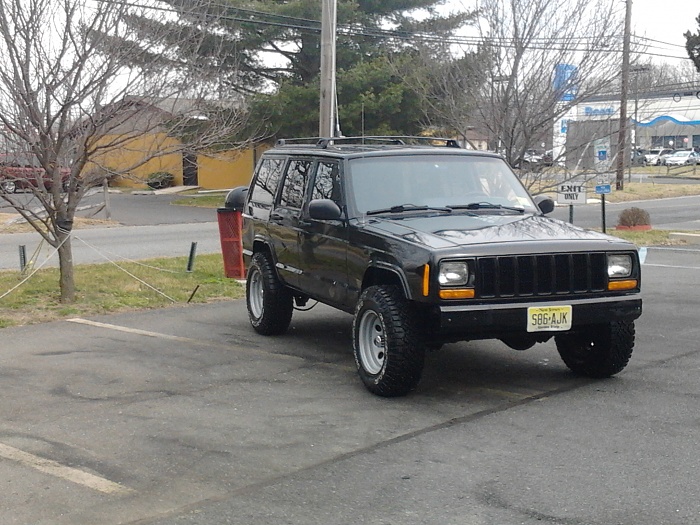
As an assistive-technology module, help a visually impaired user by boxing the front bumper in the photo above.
[437,295,642,338]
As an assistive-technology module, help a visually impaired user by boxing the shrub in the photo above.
[617,207,651,227]
[146,171,174,190]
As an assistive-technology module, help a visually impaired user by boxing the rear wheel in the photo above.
[1,180,16,193]
[246,252,293,335]
[353,285,425,397]
[555,321,635,378]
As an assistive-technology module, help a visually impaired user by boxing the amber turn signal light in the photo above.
[439,288,475,299]
[608,279,638,291]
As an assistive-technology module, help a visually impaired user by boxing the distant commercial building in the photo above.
[562,85,700,170]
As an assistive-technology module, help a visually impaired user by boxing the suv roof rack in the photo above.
[275,136,461,149]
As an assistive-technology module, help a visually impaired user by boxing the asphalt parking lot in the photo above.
[1,246,699,524]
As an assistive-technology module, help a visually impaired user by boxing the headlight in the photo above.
[608,254,632,278]
[438,261,470,286]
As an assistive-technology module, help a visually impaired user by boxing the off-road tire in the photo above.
[352,285,425,397]
[555,321,635,378]
[246,251,293,336]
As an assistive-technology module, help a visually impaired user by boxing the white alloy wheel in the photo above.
[357,309,386,375]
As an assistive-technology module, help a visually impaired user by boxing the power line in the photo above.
[98,0,692,60]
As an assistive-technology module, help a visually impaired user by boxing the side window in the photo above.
[280,159,312,209]
[249,158,284,207]
[311,161,342,207]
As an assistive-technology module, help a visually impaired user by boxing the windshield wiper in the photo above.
[448,202,525,214]
[366,204,453,216]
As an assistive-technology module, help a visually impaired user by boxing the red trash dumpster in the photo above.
[217,207,245,279]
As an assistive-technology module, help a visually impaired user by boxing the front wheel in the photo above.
[352,286,425,397]
[246,252,293,336]
[555,321,635,378]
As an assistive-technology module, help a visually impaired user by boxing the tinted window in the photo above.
[280,159,312,209]
[311,161,342,206]
[249,158,284,207]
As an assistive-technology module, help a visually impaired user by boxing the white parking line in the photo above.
[0,442,133,495]
[67,318,208,344]
[65,318,309,364]
[642,263,700,270]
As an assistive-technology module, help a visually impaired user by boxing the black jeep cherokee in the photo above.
[225,137,642,397]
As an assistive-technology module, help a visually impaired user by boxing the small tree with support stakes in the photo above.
[0,0,252,303]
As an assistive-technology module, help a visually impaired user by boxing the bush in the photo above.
[146,171,174,190]
[617,207,651,227]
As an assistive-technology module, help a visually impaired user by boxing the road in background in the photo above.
[2,191,700,271]
[551,194,700,231]
[0,192,223,271]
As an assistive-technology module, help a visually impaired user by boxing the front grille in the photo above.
[476,253,607,298]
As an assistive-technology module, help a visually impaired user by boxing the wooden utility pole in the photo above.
[615,0,632,191]
[319,0,337,138]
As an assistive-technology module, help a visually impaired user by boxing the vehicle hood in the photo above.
[364,213,621,250]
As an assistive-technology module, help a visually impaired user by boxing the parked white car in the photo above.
[663,150,700,166]
[644,148,674,165]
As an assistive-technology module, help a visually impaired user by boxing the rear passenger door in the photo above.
[297,160,349,308]
[268,158,313,289]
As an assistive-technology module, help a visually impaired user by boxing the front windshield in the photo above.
[346,154,537,216]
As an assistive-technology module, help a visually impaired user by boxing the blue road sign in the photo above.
[595,184,611,194]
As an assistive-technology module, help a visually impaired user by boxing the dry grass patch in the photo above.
[0,253,244,329]
[606,183,700,202]
[0,212,116,234]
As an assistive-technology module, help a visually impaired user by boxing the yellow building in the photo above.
[84,97,265,190]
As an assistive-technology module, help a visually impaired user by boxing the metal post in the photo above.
[19,245,26,271]
[601,194,607,234]
[187,242,198,272]
[569,204,574,224]
[103,178,111,220]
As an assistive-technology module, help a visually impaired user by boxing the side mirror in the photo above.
[533,195,555,215]
[224,186,248,211]
[308,199,342,221]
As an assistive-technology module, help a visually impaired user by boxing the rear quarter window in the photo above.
[249,157,285,209]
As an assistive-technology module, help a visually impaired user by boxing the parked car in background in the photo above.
[663,150,700,166]
[514,149,553,169]
[630,149,647,166]
[644,148,674,165]
[0,154,70,193]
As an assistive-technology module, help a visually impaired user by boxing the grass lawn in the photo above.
[0,254,244,329]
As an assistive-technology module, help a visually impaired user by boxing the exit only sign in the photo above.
[557,183,587,205]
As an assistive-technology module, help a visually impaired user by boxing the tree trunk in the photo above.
[57,233,76,303]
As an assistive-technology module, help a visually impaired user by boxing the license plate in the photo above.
[527,305,572,332]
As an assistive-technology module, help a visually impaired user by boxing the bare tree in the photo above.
[391,44,490,146]
[472,0,627,185]
[0,0,251,302]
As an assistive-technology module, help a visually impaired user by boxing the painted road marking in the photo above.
[0,442,133,495]
[67,318,212,345]
[643,263,700,270]
[65,318,320,365]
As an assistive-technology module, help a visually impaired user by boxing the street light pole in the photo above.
[319,0,337,138]
[615,0,632,191]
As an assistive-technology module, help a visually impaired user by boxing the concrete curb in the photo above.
[668,232,700,244]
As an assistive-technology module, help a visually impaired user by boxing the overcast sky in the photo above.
[632,0,696,61]
[445,0,696,64]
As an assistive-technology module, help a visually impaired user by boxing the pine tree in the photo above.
[686,14,700,73]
